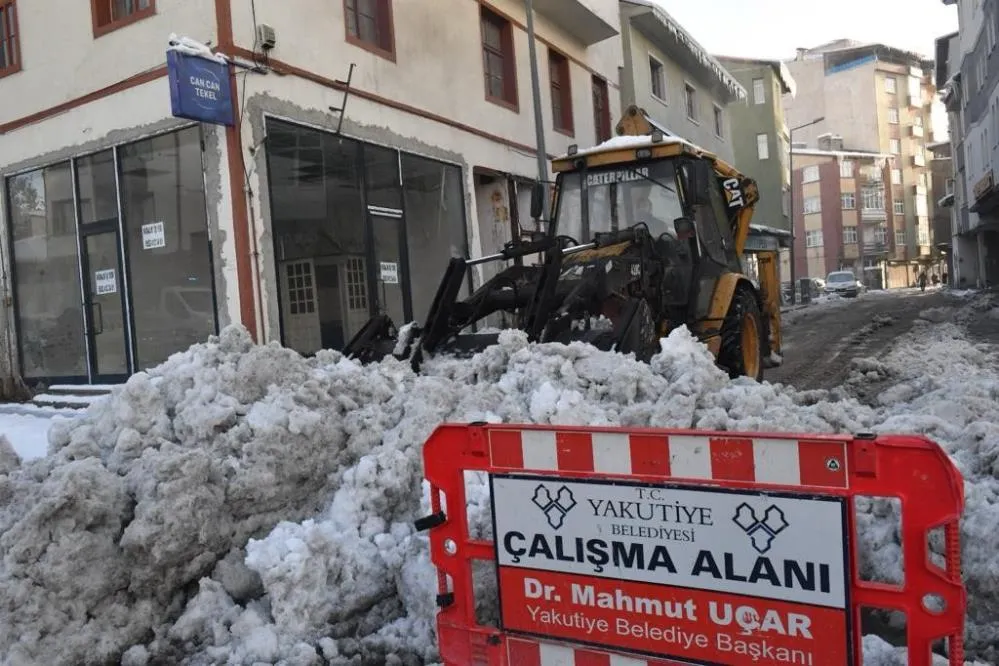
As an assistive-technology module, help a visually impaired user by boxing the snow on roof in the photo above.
[167,33,229,65]
[750,224,792,237]
[554,133,707,161]
[627,0,746,100]
[792,147,893,160]
[714,55,797,98]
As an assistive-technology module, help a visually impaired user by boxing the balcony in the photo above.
[913,153,926,167]
[862,242,889,255]
[534,0,618,46]
[910,124,924,138]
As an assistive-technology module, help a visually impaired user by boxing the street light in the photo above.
[524,0,549,223]
[788,116,825,303]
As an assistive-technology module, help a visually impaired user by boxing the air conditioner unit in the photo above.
[257,24,276,51]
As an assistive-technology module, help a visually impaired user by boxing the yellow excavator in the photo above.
[345,105,783,380]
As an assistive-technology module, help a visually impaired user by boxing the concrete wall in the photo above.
[718,59,789,233]
[618,10,733,162]
[0,0,217,126]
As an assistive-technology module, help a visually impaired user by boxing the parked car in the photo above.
[825,270,860,298]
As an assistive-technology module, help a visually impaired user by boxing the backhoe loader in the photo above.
[343,105,783,380]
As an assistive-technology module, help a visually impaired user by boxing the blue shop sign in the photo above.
[167,50,234,127]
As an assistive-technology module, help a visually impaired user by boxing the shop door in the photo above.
[80,225,131,383]
[368,207,412,325]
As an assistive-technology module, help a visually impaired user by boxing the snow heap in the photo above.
[0,294,997,665]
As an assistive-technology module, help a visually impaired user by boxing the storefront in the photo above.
[4,125,218,385]
[263,117,470,355]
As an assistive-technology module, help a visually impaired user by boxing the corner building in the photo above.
[0,0,622,389]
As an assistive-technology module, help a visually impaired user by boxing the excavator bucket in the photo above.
[342,236,558,371]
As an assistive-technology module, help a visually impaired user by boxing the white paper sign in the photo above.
[379,261,399,284]
[491,475,848,609]
[142,222,166,250]
[95,269,117,295]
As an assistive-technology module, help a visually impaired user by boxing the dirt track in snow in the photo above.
[765,289,952,391]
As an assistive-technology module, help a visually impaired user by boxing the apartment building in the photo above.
[618,0,744,163]
[715,56,796,283]
[783,41,938,286]
[0,0,622,389]
[928,139,956,281]
[792,139,898,288]
[938,0,999,287]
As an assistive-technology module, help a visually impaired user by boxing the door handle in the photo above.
[91,301,104,335]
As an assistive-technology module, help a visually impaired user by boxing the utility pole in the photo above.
[524,0,549,222]
[788,116,825,303]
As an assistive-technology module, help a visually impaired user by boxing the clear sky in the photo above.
[652,0,960,61]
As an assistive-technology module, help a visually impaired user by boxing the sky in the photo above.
[652,0,959,61]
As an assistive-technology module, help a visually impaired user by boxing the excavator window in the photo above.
[553,160,684,241]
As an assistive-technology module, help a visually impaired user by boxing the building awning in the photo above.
[745,224,792,251]
[533,0,618,46]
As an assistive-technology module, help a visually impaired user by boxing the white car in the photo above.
[824,271,861,298]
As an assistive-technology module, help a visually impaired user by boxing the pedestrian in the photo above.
[943,270,949,286]
[918,271,928,292]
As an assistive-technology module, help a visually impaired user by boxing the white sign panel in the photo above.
[491,475,848,609]
[141,222,166,250]
[94,269,117,295]
[379,261,399,284]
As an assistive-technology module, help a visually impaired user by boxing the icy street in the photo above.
[0,287,997,666]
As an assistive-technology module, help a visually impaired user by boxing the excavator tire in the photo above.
[719,286,764,382]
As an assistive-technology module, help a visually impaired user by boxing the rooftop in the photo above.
[715,55,797,97]
[792,147,893,160]
[622,0,746,101]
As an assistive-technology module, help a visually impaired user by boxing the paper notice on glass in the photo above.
[380,261,399,284]
[95,269,117,295]
[142,222,166,250]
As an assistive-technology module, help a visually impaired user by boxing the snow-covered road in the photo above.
[0,287,996,665]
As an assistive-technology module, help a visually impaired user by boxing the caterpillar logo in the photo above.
[722,178,745,208]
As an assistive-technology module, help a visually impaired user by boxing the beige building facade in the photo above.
[784,40,938,284]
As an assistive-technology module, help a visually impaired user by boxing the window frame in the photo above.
[684,81,697,122]
[840,160,854,178]
[841,192,856,210]
[803,196,822,214]
[887,107,900,125]
[480,6,519,111]
[756,133,769,160]
[806,229,824,248]
[649,53,666,102]
[885,76,897,94]
[889,138,901,155]
[342,0,396,61]
[90,0,156,39]
[891,168,902,185]
[548,48,574,136]
[713,104,724,138]
[843,226,858,244]
[753,77,765,105]
[592,74,611,143]
[802,164,820,183]
[0,0,20,78]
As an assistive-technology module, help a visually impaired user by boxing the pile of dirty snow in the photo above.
[0,295,997,665]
